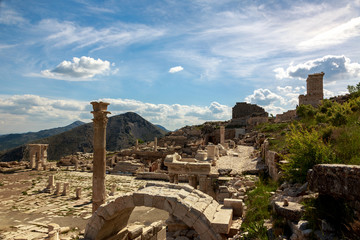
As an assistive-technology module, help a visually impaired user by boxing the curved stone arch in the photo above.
[85,183,231,240]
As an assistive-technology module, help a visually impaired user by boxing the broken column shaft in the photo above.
[91,101,111,213]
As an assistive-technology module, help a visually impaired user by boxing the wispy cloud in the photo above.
[39,56,115,81]
[36,19,165,52]
[169,66,183,73]
[298,17,360,50]
[0,4,26,25]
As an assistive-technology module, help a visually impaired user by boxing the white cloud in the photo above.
[244,87,300,115]
[298,17,360,50]
[169,66,184,73]
[40,56,114,81]
[0,94,232,134]
[274,55,360,81]
[245,89,285,106]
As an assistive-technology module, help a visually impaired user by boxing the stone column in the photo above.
[169,173,175,183]
[110,184,116,196]
[46,175,55,192]
[154,137,157,151]
[76,188,82,199]
[29,147,36,169]
[173,174,179,184]
[220,126,225,145]
[41,144,48,168]
[199,175,207,192]
[55,182,61,195]
[91,101,110,213]
[74,158,79,171]
[135,139,139,150]
[62,182,69,196]
[188,175,197,189]
[207,145,216,161]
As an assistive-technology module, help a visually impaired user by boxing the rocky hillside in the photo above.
[0,121,85,151]
[0,112,166,161]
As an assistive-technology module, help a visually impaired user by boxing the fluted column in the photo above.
[91,101,110,213]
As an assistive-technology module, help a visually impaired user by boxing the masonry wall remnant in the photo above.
[275,109,297,123]
[229,102,268,127]
[299,72,324,107]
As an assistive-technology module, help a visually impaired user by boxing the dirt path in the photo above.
[212,145,264,175]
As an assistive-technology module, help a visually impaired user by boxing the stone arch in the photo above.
[84,182,232,240]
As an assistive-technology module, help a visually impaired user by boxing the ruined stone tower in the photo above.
[298,72,324,107]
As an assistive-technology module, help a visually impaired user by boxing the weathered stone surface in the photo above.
[224,198,243,217]
[85,182,224,240]
[273,201,304,222]
[308,164,360,201]
[127,224,143,239]
[211,206,233,234]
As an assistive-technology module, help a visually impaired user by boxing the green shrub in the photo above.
[332,125,360,164]
[282,125,335,183]
[241,178,278,239]
[296,104,316,118]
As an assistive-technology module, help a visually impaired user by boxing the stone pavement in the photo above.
[0,170,146,239]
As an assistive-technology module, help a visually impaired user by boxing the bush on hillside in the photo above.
[282,124,336,183]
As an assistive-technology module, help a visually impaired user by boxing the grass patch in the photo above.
[241,178,278,239]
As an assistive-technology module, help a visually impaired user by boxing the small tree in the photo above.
[347,82,360,94]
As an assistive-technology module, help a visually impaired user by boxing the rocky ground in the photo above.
[0,145,261,239]
[0,169,169,239]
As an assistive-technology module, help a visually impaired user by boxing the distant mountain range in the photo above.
[0,112,167,161]
[0,121,85,151]
[155,124,170,132]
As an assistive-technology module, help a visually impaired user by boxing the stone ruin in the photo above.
[228,102,268,130]
[299,72,324,107]
[275,109,297,123]
[27,144,49,170]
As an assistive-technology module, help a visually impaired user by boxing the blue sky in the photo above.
[1,0,360,134]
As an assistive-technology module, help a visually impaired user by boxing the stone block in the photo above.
[211,206,233,234]
[155,226,166,240]
[133,192,145,206]
[224,198,243,217]
[128,224,143,239]
[203,200,219,222]
[141,226,154,240]
[114,193,135,209]
[193,216,210,235]
[173,201,190,220]
[152,195,166,209]
[273,201,304,222]
[163,199,176,214]
[143,194,153,207]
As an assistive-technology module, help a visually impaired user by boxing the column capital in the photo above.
[91,101,111,125]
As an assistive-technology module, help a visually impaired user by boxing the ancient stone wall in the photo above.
[247,116,268,126]
[275,110,297,123]
[308,164,360,202]
[261,139,281,181]
[299,72,324,107]
[232,102,267,119]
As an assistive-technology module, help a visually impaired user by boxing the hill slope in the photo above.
[0,121,85,151]
[0,112,166,161]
